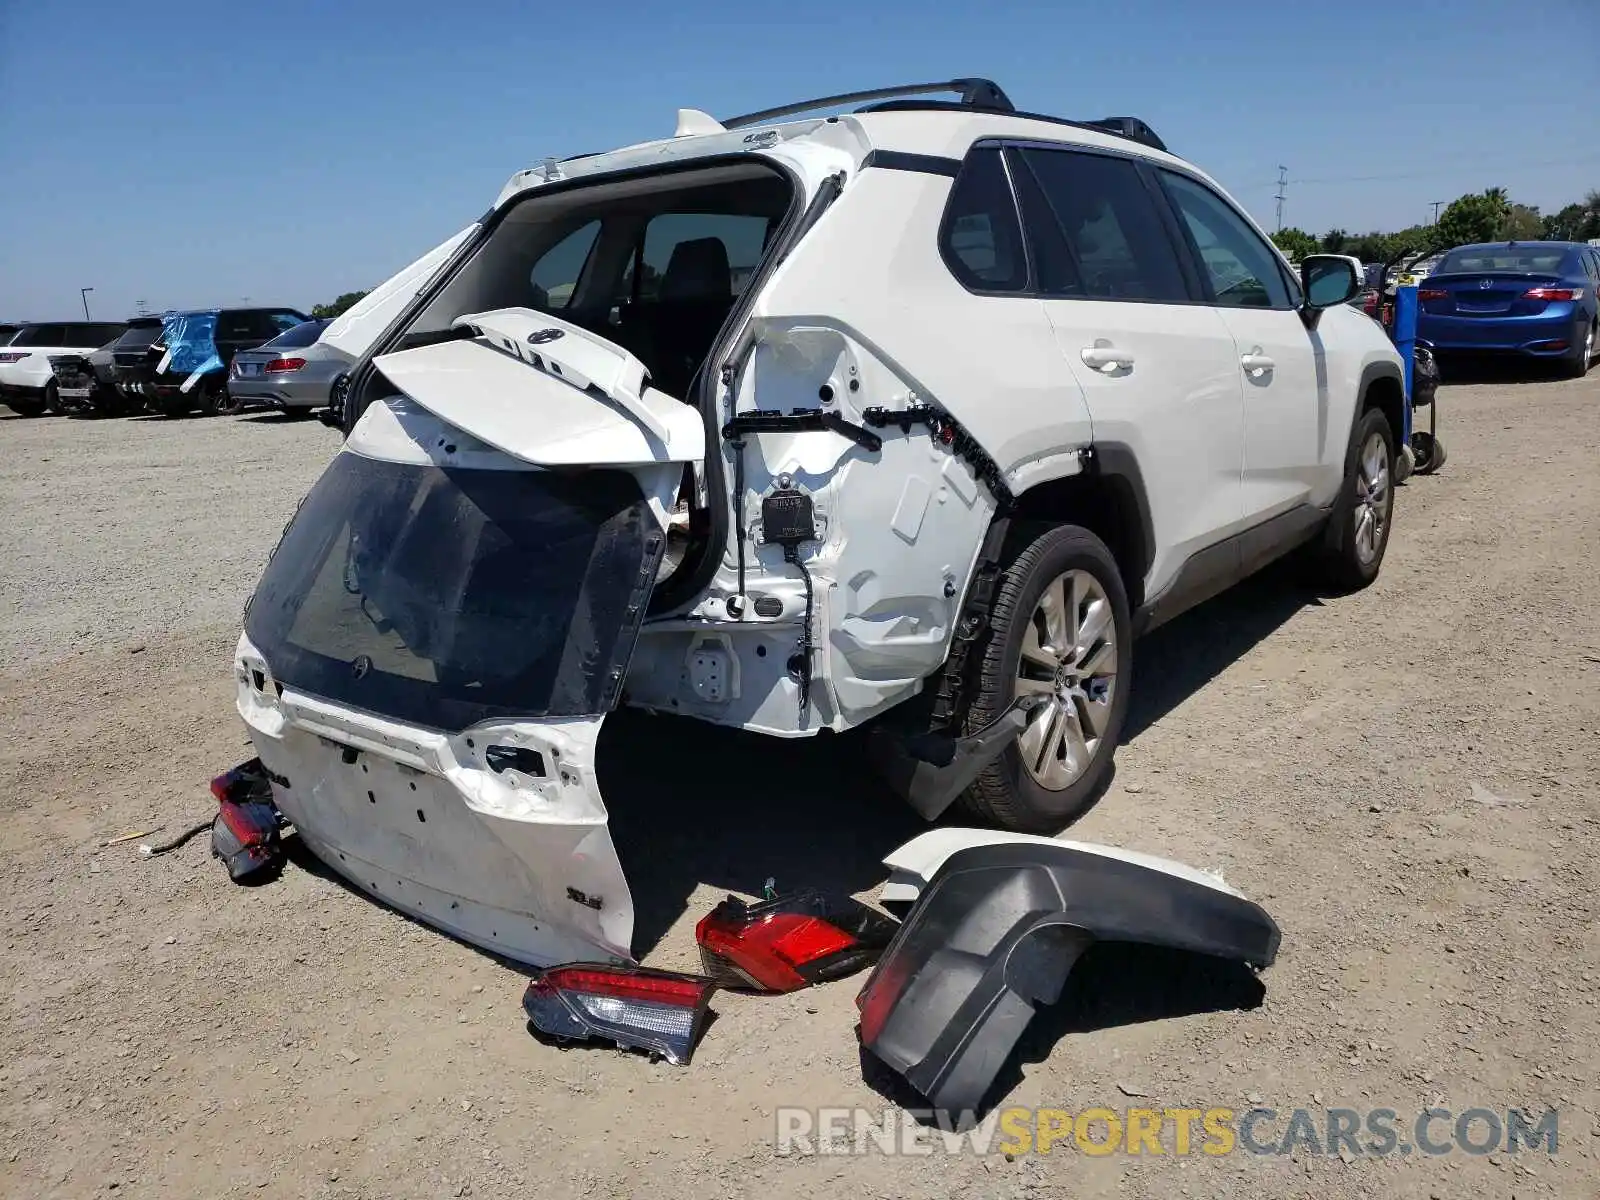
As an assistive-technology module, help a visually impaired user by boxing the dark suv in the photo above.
[112,307,310,416]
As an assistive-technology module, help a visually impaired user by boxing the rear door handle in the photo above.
[1240,353,1276,376]
[1080,346,1136,372]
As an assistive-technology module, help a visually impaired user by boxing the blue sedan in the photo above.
[1417,241,1600,377]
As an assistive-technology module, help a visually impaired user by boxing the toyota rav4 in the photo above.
[236,79,1404,967]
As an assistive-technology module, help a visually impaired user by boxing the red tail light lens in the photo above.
[1523,287,1582,302]
[1418,288,1448,301]
[523,965,717,1065]
[265,357,306,373]
[695,889,898,992]
[0,352,29,364]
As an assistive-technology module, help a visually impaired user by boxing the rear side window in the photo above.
[217,311,257,341]
[67,323,123,346]
[262,319,330,350]
[1160,172,1291,309]
[530,221,601,310]
[939,147,1028,293]
[10,324,68,347]
[1017,149,1188,303]
[630,212,774,302]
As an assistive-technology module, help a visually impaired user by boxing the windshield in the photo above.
[262,318,331,350]
[245,451,663,730]
[1437,247,1574,275]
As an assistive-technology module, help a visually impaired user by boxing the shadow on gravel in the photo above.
[236,411,316,425]
[601,711,924,958]
[1124,559,1320,743]
[860,941,1267,1120]
[1433,354,1571,386]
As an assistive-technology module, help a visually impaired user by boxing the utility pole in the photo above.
[1430,200,1446,224]
[1274,167,1289,231]
[80,287,94,320]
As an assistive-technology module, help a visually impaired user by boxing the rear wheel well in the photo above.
[1363,374,1404,450]
[1008,470,1152,611]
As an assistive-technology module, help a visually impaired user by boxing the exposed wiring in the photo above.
[785,544,814,722]
[139,818,214,858]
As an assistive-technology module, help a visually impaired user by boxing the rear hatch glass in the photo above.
[244,451,664,731]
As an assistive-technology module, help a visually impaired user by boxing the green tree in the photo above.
[311,290,371,319]
[1543,203,1586,240]
[1270,227,1319,262]
[1503,203,1543,240]
[1435,189,1510,249]
[1321,228,1350,253]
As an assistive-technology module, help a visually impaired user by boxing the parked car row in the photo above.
[0,307,351,418]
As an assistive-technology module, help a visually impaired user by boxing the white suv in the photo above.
[237,80,1403,966]
[0,320,128,415]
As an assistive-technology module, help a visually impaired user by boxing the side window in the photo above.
[938,147,1028,293]
[529,220,600,311]
[631,212,773,303]
[217,311,256,341]
[266,311,304,335]
[1583,249,1600,283]
[1017,148,1189,303]
[1161,172,1292,309]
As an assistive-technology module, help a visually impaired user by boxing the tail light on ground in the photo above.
[265,357,307,373]
[522,965,717,1065]
[695,889,899,992]
[208,759,284,883]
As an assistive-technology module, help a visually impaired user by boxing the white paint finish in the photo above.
[320,225,478,360]
[664,318,999,732]
[1040,297,1246,594]
[879,827,1245,908]
[753,169,1095,484]
[371,316,702,467]
[1213,307,1335,521]
[235,634,636,965]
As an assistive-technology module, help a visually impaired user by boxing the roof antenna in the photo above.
[675,108,726,137]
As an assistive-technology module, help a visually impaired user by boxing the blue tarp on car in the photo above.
[159,310,222,382]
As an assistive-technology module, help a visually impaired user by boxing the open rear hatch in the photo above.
[236,311,702,965]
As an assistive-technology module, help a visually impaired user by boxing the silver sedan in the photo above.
[226,319,350,412]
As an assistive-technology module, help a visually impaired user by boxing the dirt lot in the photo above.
[2,379,1598,1200]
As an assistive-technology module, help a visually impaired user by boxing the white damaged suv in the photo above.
[236,80,1404,965]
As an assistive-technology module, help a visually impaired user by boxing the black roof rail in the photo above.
[1082,116,1168,153]
[724,78,1013,128]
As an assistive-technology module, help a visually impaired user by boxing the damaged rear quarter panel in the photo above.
[628,168,1087,735]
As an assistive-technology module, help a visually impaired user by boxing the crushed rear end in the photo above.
[236,310,704,965]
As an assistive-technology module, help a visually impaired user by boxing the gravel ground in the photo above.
[1,377,1597,1200]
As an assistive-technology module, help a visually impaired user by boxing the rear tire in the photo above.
[6,396,47,417]
[957,524,1132,833]
[1565,322,1595,378]
[1312,407,1395,592]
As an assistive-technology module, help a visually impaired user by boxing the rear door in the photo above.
[1008,143,1245,596]
[1155,170,1330,526]
[320,224,479,360]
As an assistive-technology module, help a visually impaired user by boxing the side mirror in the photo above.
[1299,254,1362,328]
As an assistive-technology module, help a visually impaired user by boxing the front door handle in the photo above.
[1081,345,1136,373]
[1240,352,1276,376]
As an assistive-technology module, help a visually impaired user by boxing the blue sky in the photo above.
[2,0,1597,321]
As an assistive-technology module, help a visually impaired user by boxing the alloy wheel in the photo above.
[1012,569,1118,790]
[1353,431,1391,566]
